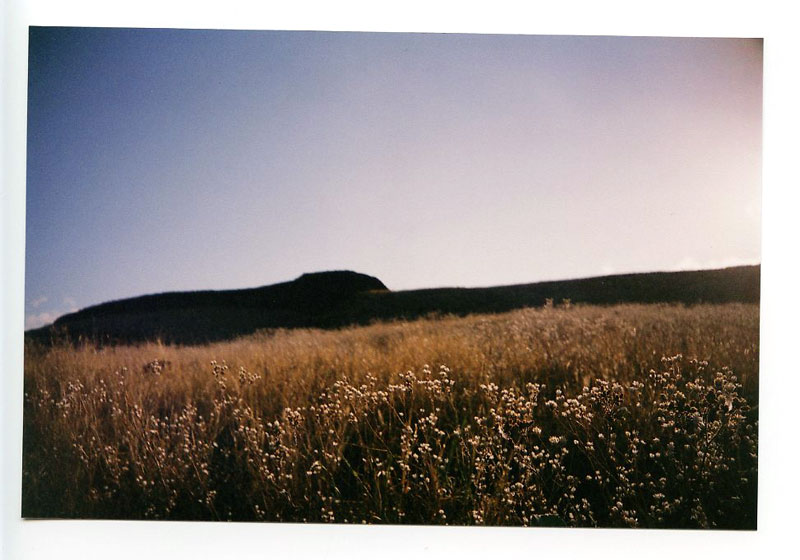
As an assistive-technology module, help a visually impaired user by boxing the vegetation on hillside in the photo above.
[23,303,759,528]
[27,266,760,345]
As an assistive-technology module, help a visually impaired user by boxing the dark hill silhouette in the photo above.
[27,266,759,346]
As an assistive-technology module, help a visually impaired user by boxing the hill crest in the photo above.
[29,265,759,345]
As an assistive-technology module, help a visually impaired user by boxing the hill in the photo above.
[26,265,760,345]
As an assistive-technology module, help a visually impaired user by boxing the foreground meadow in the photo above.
[22,303,759,528]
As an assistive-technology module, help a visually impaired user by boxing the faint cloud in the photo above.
[601,264,616,275]
[63,296,78,312]
[671,256,759,272]
[24,296,78,329]
[674,257,703,271]
[25,311,60,330]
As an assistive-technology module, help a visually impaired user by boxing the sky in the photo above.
[24,28,762,329]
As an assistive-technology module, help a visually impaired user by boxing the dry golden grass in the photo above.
[22,303,758,527]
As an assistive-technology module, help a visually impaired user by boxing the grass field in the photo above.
[22,303,759,528]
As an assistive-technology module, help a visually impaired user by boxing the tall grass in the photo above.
[22,303,758,527]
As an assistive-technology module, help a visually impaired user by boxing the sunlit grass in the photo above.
[22,303,758,527]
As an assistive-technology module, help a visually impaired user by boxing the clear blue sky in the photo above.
[24,28,762,328]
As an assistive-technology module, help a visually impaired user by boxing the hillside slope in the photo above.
[27,265,760,345]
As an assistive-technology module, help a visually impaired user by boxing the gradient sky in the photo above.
[24,28,762,329]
